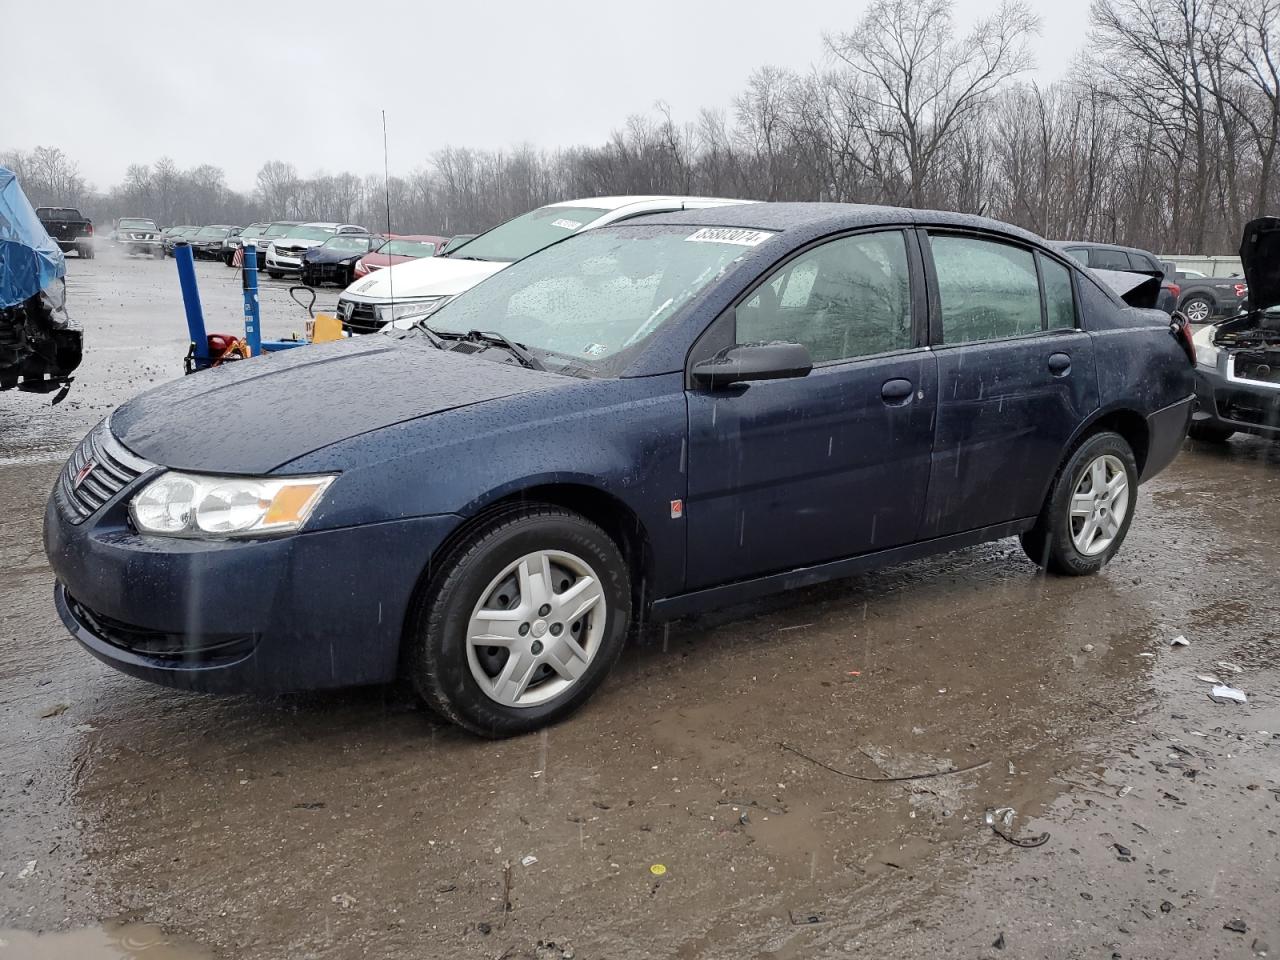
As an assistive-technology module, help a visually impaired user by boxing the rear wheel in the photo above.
[78,243,94,260]
[1180,295,1213,324]
[267,270,283,280]
[408,505,631,737]
[1021,431,1138,576]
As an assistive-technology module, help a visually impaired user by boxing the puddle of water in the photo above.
[0,923,214,959]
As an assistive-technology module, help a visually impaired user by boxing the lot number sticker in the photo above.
[551,218,583,230]
[685,227,773,247]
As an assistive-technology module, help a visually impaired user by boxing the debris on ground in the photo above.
[1113,842,1133,859]
[1160,900,1173,913]
[1197,675,1224,685]
[521,855,538,867]
[330,892,356,909]
[984,808,1050,848]
[534,939,575,959]
[1082,643,1095,652]
[39,703,68,718]
[787,910,826,925]
[650,864,667,876]
[1216,661,1244,674]
[1252,939,1270,955]
[1170,635,1190,647]
[1224,918,1249,933]
[993,931,1007,950]
[1210,685,1248,705]
[17,859,36,879]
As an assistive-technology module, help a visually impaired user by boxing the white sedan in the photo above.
[334,196,752,334]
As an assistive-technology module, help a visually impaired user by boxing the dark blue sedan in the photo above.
[44,204,1196,736]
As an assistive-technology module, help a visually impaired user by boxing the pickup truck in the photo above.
[35,207,94,259]
[1160,261,1249,323]
[113,217,164,258]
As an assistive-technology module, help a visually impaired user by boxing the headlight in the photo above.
[1192,326,1220,370]
[130,472,336,538]
[375,297,448,324]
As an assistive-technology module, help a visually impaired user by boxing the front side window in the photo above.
[1040,255,1077,330]
[736,231,913,362]
[931,235,1042,344]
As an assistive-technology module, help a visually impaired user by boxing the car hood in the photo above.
[1240,217,1279,311]
[341,255,505,303]
[109,336,563,473]
[306,248,364,263]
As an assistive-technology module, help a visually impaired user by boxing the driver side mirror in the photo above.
[690,341,813,389]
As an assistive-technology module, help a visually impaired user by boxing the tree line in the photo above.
[4,0,1275,255]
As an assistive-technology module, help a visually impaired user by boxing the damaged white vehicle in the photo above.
[1190,217,1280,443]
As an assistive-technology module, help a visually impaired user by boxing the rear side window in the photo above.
[1040,255,1077,330]
[930,235,1041,344]
[1065,248,1089,266]
[736,230,913,362]
[1089,248,1130,271]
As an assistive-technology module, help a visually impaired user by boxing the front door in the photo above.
[684,229,938,590]
[919,232,1100,538]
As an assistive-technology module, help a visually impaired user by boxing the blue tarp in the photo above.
[0,166,65,309]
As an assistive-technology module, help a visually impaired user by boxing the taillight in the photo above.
[1234,283,1247,299]
[1173,317,1196,365]
[86,222,94,236]
[1167,282,1180,300]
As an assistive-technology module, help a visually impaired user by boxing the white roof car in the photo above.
[335,196,753,333]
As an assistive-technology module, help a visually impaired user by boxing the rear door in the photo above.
[684,229,938,589]
[919,231,1099,538]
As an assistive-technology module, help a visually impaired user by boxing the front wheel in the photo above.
[408,505,632,737]
[266,270,283,280]
[1021,431,1138,576]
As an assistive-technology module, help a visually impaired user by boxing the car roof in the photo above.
[546,195,751,212]
[1056,239,1158,257]
[626,201,1048,245]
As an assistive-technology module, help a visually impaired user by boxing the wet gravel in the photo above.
[1,250,1277,959]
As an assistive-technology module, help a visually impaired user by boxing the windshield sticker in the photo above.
[685,227,773,247]
[551,218,583,230]
[582,343,608,357]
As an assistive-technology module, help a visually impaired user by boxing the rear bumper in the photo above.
[1193,365,1280,438]
[1140,395,1195,481]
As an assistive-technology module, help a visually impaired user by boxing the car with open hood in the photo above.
[264,221,367,279]
[1189,217,1280,442]
[335,196,752,334]
[352,235,446,279]
[44,202,1195,737]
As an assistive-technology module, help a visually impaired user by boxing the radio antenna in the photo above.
[383,109,394,306]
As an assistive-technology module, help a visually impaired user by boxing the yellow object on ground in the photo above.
[306,313,343,343]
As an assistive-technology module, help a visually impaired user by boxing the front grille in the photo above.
[341,299,382,334]
[1233,352,1280,385]
[57,422,154,523]
[66,592,256,663]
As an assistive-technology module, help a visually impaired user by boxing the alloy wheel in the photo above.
[466,549,607,708]
[1069,454,1130,556]
[1183,299,1210,323]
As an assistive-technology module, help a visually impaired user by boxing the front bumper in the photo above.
[1193,363,1280,438]
[265,251,305,274]
[44,456,461,694]
[304,261,354,285]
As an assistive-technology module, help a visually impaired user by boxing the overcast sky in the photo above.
[2,0,1092,193]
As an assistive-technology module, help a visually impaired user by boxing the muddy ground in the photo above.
[1,249,1277,960]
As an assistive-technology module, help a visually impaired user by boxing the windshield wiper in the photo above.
[467,330,546,371]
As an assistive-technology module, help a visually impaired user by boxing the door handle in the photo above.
[881,378,914,405]
[1047,352,1072,376]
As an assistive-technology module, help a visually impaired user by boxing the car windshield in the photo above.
[443,206,608,262]
[264,223,295,239]
[284,225,339,241]
[378,239,436,257]
[194,226,230,239]
[422,224,763,374]
[119,219,157,230]
[323,236,373,253]
[240,224,268,239]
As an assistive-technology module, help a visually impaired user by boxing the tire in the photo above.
[1180,295,1213,324]
[152,247,164,260]
[1020,431,1139,576]
[1188,421,1234,443]
[267,270,283,280]
[78,244,94,260]
[407,505,632,737]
